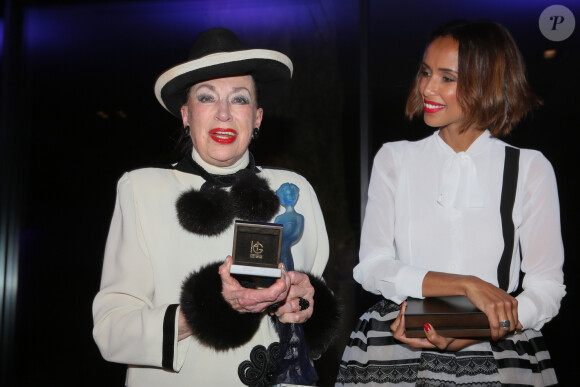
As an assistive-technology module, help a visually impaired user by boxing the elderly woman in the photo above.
[337,20,565,386]
[93,28,339,386]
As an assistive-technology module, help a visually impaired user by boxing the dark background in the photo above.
[1,0,578,385]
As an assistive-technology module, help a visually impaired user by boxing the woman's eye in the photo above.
[442,76,457,82]
[197,94,215,103]
[420,70,431,77]
[232,95,250,105]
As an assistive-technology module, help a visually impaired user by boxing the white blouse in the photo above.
[354,130,565,330]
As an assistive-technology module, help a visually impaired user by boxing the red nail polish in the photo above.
[423,323,431,332]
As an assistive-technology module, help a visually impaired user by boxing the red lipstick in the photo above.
[424,100,445,114]
[209,128,237,144]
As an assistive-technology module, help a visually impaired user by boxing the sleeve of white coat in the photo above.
[303,182,330,276]
[354,144,428,304]
[92,173,191,371]
[516,152,566,330]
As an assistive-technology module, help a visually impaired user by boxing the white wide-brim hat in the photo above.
[154,28,293,117]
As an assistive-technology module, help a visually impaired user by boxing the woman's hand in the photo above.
[273,271,315,324]
[422,272,523,342]
[463,276,522,340]
[219,256,291,313]
[390,302,479,351]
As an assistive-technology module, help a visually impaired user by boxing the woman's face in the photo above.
[181,75,263,167]
[419,36,464,132]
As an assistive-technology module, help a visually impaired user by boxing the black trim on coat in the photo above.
[162,303,179,371]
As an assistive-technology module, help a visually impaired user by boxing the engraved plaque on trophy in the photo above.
[230,220,283,279]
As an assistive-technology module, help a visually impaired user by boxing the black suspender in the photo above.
[497,146,520,291]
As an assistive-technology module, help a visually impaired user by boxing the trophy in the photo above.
[270,183,318,386]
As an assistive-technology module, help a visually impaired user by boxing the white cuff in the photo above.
[395,265,428,299]
[173,306,192,372]
[516,295,539,330]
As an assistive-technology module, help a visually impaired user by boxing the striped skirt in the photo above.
[336,299,557,386]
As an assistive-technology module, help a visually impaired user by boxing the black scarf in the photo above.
[173,151,280,236]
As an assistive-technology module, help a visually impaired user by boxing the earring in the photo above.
[184,125,190,136]
[252,127,260,140]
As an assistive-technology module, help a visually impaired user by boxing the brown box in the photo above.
[404,296,490,338]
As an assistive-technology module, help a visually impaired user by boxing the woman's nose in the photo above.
[216,100,232,121]
[422,77,437,97]
[423,79,437,95]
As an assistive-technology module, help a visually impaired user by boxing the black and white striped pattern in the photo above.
[336,300,557,386]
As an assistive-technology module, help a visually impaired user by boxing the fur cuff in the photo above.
[180,262,262,351]
[302,274,341,359]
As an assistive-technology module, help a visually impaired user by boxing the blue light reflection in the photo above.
[23,0,325,60]
[1,19,4,55]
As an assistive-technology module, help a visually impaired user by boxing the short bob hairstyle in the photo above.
[405,20,541,137]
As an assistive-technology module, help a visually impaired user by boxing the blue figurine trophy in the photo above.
[271,183,318,386]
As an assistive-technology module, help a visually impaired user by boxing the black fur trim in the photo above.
[176,185,234,236]
[180,261,263,351]
[230,169,280,222]
[302,274,341,359]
